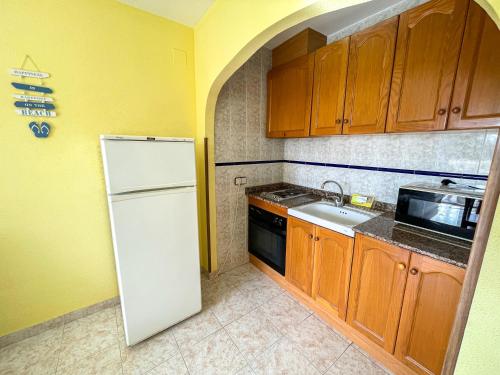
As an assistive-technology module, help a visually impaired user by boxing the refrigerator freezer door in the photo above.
[108,187,201,345]
[101,139,196,195]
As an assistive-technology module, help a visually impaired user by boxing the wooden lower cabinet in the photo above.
[283,223,465,374]
[346,234,410,352]
[395,253,465,375]
[311,226,354,320]
[285,217,315,295]
[286,218,355,309]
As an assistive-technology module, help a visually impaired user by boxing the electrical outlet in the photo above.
[234,176,248,185]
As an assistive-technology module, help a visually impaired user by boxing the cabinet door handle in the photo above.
[315,236,320,241]
[410,268,418,275]
[308,234,313,239]
[397,263,406,271]
[437,108,447,115]
[335,119,342,124]
[452,107,461,114]
[343,119,349,124]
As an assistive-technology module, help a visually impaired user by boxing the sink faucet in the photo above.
[321,180,344,207]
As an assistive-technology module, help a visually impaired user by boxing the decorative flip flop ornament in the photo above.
[29,121,50,138]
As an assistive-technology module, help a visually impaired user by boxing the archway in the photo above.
[197,0,499,271]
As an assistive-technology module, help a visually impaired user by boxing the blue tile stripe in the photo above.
[214,159,489,181]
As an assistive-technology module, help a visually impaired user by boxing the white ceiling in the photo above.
[118,0,215,26]
[265,0,406,49]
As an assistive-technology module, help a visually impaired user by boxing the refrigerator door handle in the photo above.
[110,186,196,202]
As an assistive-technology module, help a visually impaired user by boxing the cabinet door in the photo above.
[285,217,315,295]
[267,54,314,138]
[310,38,349,136]
[343,17,398,134]
[395,254,465,375]
[448,2,500,129]
[311,227,354,320]
[347,234,410,352]
[386,0,469,132]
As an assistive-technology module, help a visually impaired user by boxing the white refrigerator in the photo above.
[100,135,201,346]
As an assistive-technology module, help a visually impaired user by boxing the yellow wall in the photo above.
[456,202,500,374]
[0,0,197,336]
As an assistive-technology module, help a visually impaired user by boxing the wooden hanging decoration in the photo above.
[10,55,56,138]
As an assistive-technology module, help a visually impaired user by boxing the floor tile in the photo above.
[225,308,282,361]
[120,330,179,375]
[237,274,284,306]
[182,329,247,375]
[0,326,62,374]
[170,310,222,350]
[327,345,389,375]
[283,291,314,314]
[350,344,393,374]
[209,287,258,326]
[251,337,320,375]
[147,353,188,374]
[235,365,255,375]
[58,324,119,371]
[62,307,116,339]
[56,343,122,374]
[1,264,392,375]
[259,293,311,334]
[202,277,238,309]
[220,263,263,286]
[287,315,350,372]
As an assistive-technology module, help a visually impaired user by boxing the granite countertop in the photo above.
[353,213,471,268]
[246,183,470,268]
[245,182,392,213]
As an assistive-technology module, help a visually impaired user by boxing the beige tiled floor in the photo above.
[0,263,392,374]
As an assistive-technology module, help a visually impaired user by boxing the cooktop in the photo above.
[260,188,310,202]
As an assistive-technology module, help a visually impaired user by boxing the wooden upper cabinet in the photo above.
[386,0,469,133]
[343,17,398,135]
[310,38,350,136]
[267,54,315,138]
[311,227,354,320]
[395,254,465,375]
[347,234,410,352]
[448,2,500,129]
[285,217,315,295]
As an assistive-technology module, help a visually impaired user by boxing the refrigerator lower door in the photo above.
[108,186,201,345]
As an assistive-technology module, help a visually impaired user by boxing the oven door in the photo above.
[395,188,481,240]
[248,206,287,275]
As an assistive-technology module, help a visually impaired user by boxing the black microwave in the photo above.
[395,183,484,241]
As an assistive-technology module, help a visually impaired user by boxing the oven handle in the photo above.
[249,217,287,237]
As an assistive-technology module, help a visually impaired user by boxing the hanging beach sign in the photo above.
[10,55,57,138]
[11,82,53,94]
[15,109,56,117]
[14,101,55,110]
[10,68,49,79]
[13,94,53,102]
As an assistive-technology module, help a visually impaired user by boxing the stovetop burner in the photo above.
[260,188,309,202]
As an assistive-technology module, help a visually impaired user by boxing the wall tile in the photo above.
[477,129,499,175]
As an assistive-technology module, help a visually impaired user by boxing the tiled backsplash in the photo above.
[283,130,497,204]
[214,48,283,272]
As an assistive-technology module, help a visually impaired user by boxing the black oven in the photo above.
[248,205,287,275]
[395,183,483,241]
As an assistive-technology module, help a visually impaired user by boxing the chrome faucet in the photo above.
[321,180,344,207]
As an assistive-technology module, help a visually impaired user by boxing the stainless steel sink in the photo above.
[288,201,379,237]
